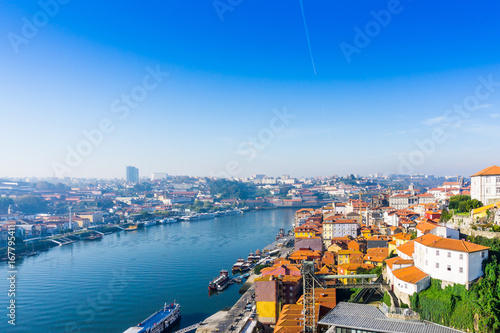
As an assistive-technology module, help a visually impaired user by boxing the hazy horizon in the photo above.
[1,1,499,179]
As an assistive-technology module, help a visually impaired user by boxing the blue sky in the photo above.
[1,0,499,179]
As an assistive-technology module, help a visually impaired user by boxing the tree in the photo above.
[0,197,14,212]
[449,195,470,211]
[14,195,48,214]
[440,209,453,222]
[466,199,483,211]
[207,179,265,200]
[458,201,468,213]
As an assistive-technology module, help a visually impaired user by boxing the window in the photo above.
[448,252,451,258]
[481,252,485,258]
[426,260,428,266]
[447,265,451,271]
[497,177,500,183]
[436,263,439,268]
[426,248,428,254]
[459,267,463,273]
[460,254,463,260]
[436,250,439,256]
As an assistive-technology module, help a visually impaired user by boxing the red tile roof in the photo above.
[392,265,428,284]
[471,165,500,177]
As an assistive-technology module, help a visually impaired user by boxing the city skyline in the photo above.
[1,1,500,178]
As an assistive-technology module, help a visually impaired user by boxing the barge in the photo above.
[208,269,230,291]
[123,302,180,333]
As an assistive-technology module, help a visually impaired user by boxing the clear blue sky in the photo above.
[1,0,499,179]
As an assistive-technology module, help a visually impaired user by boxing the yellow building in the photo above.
[337,250,362,265]
[361,228,372,238]
[255,275,282,324]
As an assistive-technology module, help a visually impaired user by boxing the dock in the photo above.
[197,274,257,333]
[50,237,76,246]
[262,235,293,255]
[174,323,201,333]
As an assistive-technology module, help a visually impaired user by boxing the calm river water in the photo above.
[1,208,296,333]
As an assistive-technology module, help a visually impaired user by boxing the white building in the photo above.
[151,172,168,180]
[429,225,459,239]
[413,233,489,288]
[471,165,500,204]
[322,219,358,246]
[386,257,430,304]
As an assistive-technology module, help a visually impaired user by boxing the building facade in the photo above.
[471,165,500,204]
[126,166,139,182]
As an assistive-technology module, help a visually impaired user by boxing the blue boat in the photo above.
[123,302,181,333]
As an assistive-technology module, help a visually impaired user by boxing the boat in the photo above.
[247,253,256,262]
[232,258,245,271]
[26,251,39,257]
[182,214,200,221]
[241,273,250,279]
[240,261,253,272]
[224,209,242,216]
[276,228,285,240]
[83,233,103,241]
[123,302,180,333]
[208,270,231,291]
[161,218,177,224]
[143,221,156,227]
[124,225,138,231]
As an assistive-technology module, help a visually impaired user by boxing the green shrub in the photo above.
[383,291,391,307]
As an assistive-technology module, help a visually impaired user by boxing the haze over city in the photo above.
[1,1,500,179]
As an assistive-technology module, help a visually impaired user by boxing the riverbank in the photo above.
[197,235,294,333]
[0,208,297,333]
[0,225,123,260]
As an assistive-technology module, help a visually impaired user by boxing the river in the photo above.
[1,208,296,333]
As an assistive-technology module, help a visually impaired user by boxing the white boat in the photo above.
[161,218,177,224]
[143,221,156,227]
[225,209,242,216]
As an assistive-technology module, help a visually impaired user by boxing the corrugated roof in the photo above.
[318,302,465,333]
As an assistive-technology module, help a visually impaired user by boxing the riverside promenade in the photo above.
[196,234,294,333]
[196,274,257,333]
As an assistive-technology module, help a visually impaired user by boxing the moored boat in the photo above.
[240,261,252,272]
[83,233,103,241]
[232,258,245,271]
[208,269,231,291]
[124,225,138,231]
[161,218,177,224]
[123,302,180,333]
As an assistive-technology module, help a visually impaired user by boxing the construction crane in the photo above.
[301,261,325,333]
[301,260,381,332]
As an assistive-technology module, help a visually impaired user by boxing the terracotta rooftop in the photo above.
[471,165,500,177]
[396,241,415,257]
[391,265,428,284]
[385,256,414,270]
[414,233,490,253]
